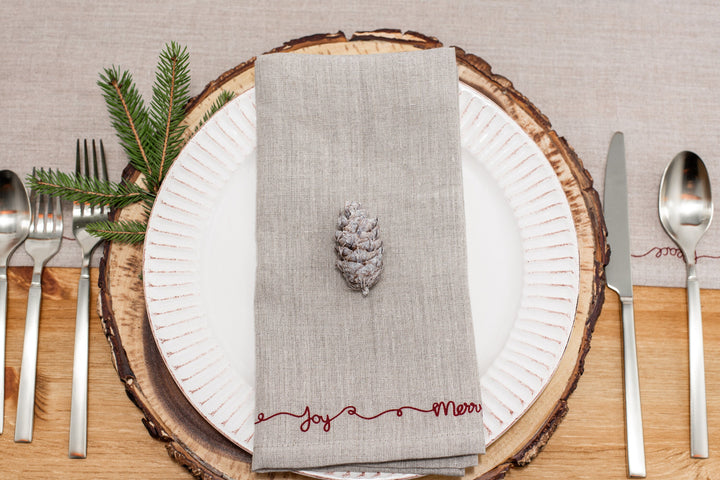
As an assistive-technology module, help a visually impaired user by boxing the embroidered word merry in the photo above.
[255,401,482,433]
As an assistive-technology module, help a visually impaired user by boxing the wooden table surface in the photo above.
[0,267,718,479]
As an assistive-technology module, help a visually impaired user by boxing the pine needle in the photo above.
[192,90,236,134]
[85,219,147,244]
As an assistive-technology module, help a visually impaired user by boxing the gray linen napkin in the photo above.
[253,47,484,476]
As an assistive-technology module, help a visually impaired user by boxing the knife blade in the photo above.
[604,132,647,478]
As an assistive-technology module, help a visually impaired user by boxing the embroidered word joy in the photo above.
[255,401,482,433]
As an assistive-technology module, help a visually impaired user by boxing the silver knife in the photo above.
[604,132,647,478]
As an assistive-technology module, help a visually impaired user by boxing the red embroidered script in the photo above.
[255,401,482,432]
[632,246,720,260]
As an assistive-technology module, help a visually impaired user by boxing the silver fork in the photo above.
[14,171,63,442]
[69,139,108,458]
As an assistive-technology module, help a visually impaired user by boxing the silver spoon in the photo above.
[0,170,31,435]
[658,151,713,458]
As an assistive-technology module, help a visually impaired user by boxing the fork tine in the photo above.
[35,194,43,234]
[99,140,108,182]
[31,190,40,234]
[54,196,63,233]
[89,140,98,216]
[75,140,81,175]
[29,168,37,232]
[43,189,52,235]
[39,170,49,234]
[98,139,108,215]
[83,140,90,178]
[82,140,91,216]
[91,140,99,180]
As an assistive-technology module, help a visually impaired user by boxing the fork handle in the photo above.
[15,270,43,442]
[0,266,7,435]
[69,263,90,458]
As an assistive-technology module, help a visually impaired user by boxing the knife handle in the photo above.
[620,297,646,478]
[686,263,709,458]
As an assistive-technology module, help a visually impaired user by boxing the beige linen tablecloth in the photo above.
[2,0,720,289]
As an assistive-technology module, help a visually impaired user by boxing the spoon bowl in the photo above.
[658,151,713,262]
[0,169,31,435]
[658,150,713,458]
[0,171,32,259]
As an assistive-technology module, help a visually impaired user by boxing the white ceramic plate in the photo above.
[143,83,579,480]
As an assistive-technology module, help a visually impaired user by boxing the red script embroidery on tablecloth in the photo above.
[632,246,720,261]
[255,401,482,433]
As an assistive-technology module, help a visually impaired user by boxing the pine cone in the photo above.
[335,201,383,296]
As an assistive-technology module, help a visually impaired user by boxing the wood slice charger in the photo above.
[98,30,608,480]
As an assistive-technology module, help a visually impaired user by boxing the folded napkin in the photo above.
[253,47,484,476]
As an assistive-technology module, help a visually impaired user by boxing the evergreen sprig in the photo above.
[26,42,235,244]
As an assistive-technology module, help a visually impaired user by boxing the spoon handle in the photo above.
[0,266,7,435]
[686,263,709,458]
